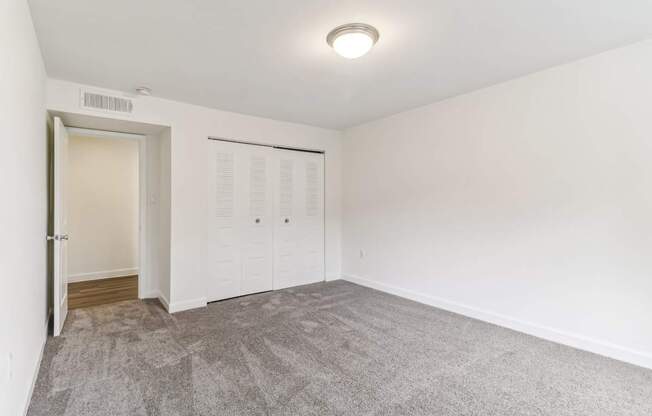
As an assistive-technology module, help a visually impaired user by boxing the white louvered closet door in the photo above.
[206,140,274,302]
[240,145,275,296]
[273,149,325,290]
[207,140,241,301]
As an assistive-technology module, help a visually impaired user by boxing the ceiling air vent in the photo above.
[80,89,134,115]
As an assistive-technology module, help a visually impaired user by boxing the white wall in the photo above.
[343,40,652,369]
[66,135,139,281]
[46,79,343,311]
[0,1,47,415]
[157,129,171,303]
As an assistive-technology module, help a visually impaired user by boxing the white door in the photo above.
[206,141,241,301]
[273,149,324,290]
[240,145,274,295]
[52,117,69,336]
[300,152,325,284]
[206,140,274,302]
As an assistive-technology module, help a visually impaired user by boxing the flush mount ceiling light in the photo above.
[327,23,379,59]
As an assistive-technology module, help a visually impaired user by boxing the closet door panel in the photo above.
[206,142,242,301]
[273,155,298,289]
[273,150,324,290]
[240,148,274,295]
[207,141,323,299]
[300,154,325,283]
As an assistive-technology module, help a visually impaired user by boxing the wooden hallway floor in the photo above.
[68,275,138,309]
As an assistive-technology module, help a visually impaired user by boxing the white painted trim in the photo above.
[67,127,145,141]
[140,291,171,313]
[23,316,49,416]
[325,272,341,282]
[342,273,652,370]
[68,268,139,283]
[140,290,159,299]
[136,136,147,299]
[168,297,207,314]
[157,292,170,312]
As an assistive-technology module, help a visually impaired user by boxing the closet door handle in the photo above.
[284,218,290,224]
[255,218,261,224]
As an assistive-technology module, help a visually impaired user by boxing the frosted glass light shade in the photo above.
[327,23,379,59]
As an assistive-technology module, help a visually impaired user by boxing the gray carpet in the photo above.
[28,280,652,416]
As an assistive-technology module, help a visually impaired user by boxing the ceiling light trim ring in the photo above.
[326,23,380,47]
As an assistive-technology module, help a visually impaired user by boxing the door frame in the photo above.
[67,127,149,299]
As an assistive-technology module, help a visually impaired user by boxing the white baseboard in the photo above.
[140,291,171,312]
[140,290,159,299]
[23,314,49,416]
[157,292,170,312]
[325,272,341,282]
[342,273,652,370]
[168,297,207,314]
[68,268,139,283]
[137,291,203,314]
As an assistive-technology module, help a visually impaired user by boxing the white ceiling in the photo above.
[28,0,652,129]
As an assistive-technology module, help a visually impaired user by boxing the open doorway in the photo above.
[65,127,142,309]
[48,112,171,336]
